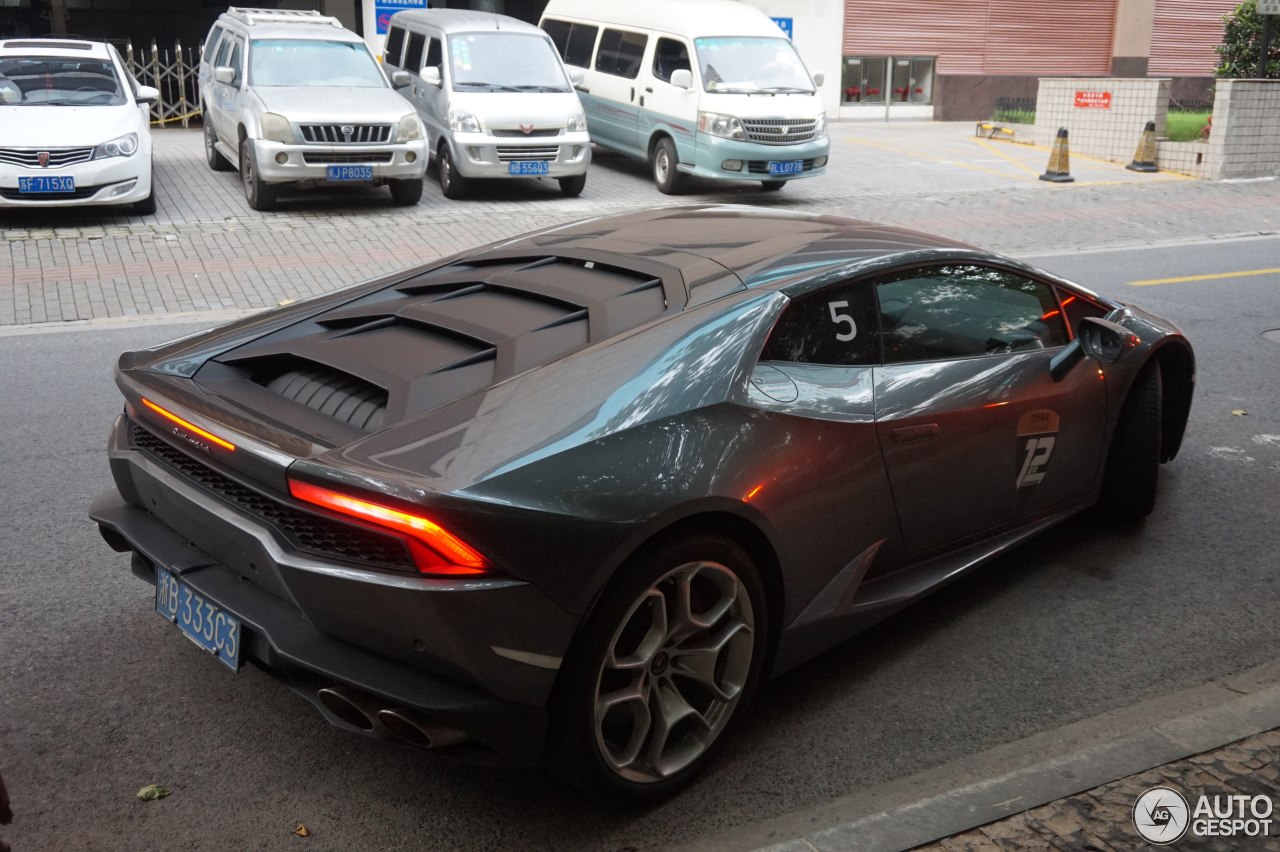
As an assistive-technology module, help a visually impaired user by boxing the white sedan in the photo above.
[0,38,159,213]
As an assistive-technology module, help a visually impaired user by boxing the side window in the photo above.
[543,19,571,56]
[595,28,647,79]
[205,25,226,63]
[1056,287,1108,337]
[565,23,599,67]
[876,265,1069,363]
[425,37,442,72]
[653,37,690,84]
[213,35,232,69]
[227,38,244,85]
[384,26,406,67]
[403,31,426,74]
[761,281,880,366]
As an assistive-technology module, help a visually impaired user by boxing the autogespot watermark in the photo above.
[1133,785,1274,845]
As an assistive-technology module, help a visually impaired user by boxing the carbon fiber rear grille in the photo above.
[496,146,559,162]
[741,118,818,145]
[0,146,95,167]
[128,420,415,572]
[300,124,392,144]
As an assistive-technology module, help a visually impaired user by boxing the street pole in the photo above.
[1261,13,1275,78]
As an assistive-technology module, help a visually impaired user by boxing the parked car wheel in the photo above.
[240,142,278,212]
[558,174,587,198]
[550,534,767,800]
[204,118,232,172]
[652,137,683,195]
[1098,360,1163,519]
[132,177,157,215]
[438,145,468,200]
[760,180,787,192]
[389,178,424,206]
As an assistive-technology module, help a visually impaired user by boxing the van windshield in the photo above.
[448,33,569,92]
[250,40,386,87]
[694,37,814,94]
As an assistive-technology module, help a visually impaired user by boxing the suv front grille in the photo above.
[491,128,561,138]
[741,118,818,145]
[300,124,393,144]
[496,146,560,162]
[128,420,415,572]
[302,152,394,165]
[0,146,95,168]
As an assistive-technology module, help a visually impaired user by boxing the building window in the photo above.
[842,55,933,105]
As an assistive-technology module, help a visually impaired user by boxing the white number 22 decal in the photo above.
[1017,436,1055,487]
[828,300,857,341]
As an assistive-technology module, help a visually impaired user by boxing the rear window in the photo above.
[595,28,646,79]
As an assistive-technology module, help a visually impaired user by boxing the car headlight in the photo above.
[566,108,587,133]
[448,105,481,134]
[697,111,745,140]
[93,132,139,160]
[814,113,826,135]
[260,112,294,144]
[396,113,424,143]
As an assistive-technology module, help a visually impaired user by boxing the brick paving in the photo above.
[1,122,1278,326]
[916,730,1280,851]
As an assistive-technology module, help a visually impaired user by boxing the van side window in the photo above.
[425,37,442,72]
[544,19,598,68]
[403,31,426,74]
[653,37,690,83]
[543,19,570,55]
[595,28,647,79]
[384,26,405,67]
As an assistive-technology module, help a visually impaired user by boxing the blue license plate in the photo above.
[18,175,75,193]
[767,160,804,176]
[155,570,241,671]
[326,165,374,181]
[508,160,550,175]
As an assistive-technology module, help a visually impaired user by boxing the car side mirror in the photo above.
[136,85,160,104]
[1078,316,1131,364]
[214,66,235,86]
[390,70,411,88]
[568,67,584,86]
[669,68,692,89]
[421,66,442,87]
[812,72,825,87]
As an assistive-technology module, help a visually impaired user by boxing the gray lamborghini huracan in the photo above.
[90,205,1194,798]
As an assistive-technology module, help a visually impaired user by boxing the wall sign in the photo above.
[1074,90,1113,109]
[375,0,427,35]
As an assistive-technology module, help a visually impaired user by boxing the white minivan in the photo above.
[383,9,592,199]
[540,0,829,194]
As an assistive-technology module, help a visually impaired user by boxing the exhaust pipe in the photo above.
[377,707,468,749]
[317,686,382,732]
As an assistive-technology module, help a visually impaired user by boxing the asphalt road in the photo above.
[1,236,1278,852]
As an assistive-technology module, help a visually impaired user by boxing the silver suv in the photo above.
[199,7,428,210]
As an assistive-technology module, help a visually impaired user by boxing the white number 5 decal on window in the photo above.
[828,300,857,341]
[1017,436,1055,487]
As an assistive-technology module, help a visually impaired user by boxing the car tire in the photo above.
[389,178,424,206]
[548,533,768,801]
[558,174,587,198]
[240,142,277,212]
[1098,360,1163,519]
[204,118,232,172]
[437,145,468,200]
[132,177,157,215]
[761,180,787,192]
[652,137,683,195]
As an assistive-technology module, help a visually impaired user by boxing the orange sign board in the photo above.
[1074,90,1112,109]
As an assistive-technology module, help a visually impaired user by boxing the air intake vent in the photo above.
[253,357,388,431]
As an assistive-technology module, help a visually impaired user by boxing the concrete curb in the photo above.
[683,662,1280,852]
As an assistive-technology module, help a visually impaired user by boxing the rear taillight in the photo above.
[288,479,488,576]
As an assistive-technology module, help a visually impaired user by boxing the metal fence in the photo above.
[124,39,203,129]
[993,96,1036,125]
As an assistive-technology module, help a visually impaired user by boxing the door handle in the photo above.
[891,424,941,443]
[639,95,645,106]
[645,86,654,93]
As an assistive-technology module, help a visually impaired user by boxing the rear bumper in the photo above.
[90,414,581,765]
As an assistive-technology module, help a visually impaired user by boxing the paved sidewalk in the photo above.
[2,122,1277,326]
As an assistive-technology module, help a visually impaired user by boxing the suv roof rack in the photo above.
[224,7,344,28]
